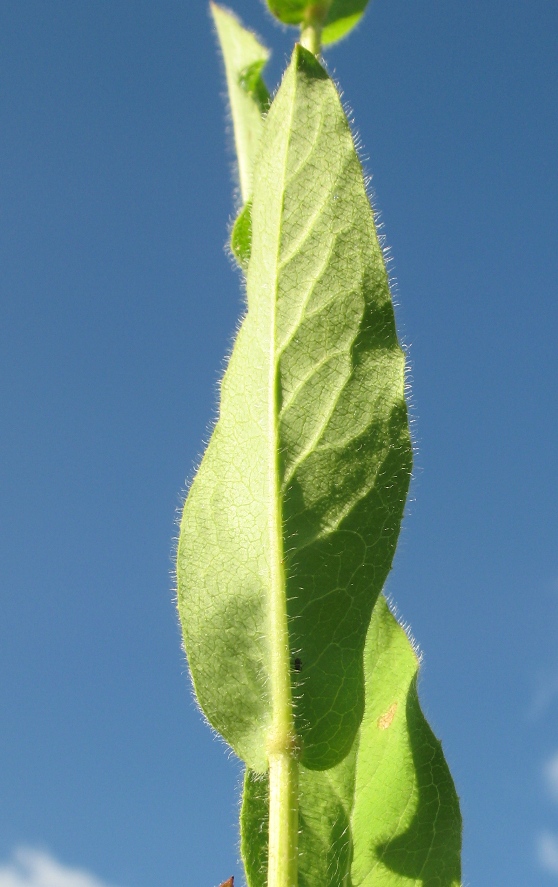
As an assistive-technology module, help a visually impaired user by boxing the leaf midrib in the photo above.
[266,57,298,750]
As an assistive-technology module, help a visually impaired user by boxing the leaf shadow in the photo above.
[374,675,462,886]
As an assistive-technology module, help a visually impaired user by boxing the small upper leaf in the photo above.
[230,200,252,271]
[211,3,270,201]
[266,0,370,45]
[322,0,370,44]
[265,0,315,25]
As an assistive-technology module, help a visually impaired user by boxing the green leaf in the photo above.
[230,200,252,270]
[265,0,370,45]
[238,60,271,114]
[242,595,462,887]
[211,3,270,202]
[322,0,370,45]
[265,0,315,26]
[240,767,269,887]
[177,44,411,772]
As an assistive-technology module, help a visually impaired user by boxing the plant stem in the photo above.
[300,20,322,55]
[268,752,298,887]
[301,0,334,55]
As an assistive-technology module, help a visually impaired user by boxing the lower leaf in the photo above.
[241,595,462,887]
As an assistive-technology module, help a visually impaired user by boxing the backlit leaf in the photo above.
[265,0,312,26]
[242,596,462,887]
[177,45,411,772]
[211,3,270,201]
[322,0,370,45]
[230,200,252,270]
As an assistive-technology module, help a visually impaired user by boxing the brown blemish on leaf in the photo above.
[377,702,398,730]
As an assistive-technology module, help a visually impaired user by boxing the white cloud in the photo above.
[545,752,558,803]
[538,832,558,877]
[0,848,121,887]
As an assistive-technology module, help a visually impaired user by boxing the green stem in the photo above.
[300,0,334,55]
[268,753,299,887]
[300,20,322,55]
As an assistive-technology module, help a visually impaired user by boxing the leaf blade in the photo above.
[267,47,412,768]
[230,199,252,270]
[350,597,462,886]
[241,768,269,887]
[242,596,463,887]
[211,3,270,201]
[322,0,370,44]
[265,0,312,26]
[177,45,411,770]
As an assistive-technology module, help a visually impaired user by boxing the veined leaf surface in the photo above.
[211,3,270,202]
[241,596,463,887]
[177,45,411,772]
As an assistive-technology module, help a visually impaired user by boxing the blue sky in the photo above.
[0,1,557,885]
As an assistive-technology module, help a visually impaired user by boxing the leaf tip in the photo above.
[293,42,329,79]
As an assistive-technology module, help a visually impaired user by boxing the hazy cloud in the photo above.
[545,752,558,803]
[0,848,121,887]
[538,832,558,877]
[529,671,558,719]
